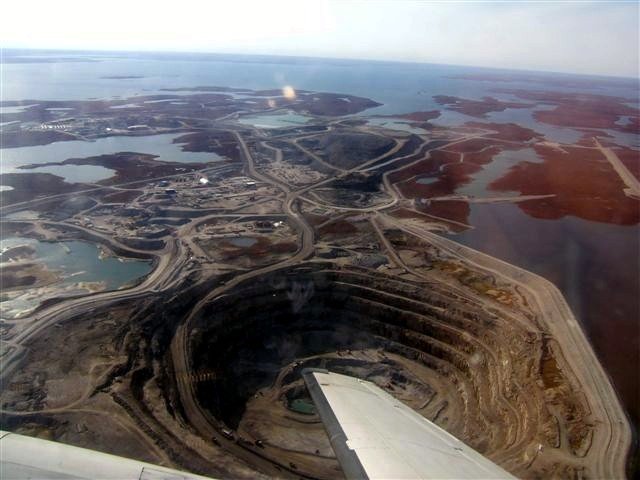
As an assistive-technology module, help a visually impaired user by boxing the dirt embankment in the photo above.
[613,147,640,182]
[414,201,471,227]
[101,190,144,203]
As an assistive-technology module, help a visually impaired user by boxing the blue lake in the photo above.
[456,148,544,197]
[1,133,223,182]
[237,111,312,128]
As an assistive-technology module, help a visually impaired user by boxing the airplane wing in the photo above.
[302,369,516,480]
[0,430,213,480]
[2,370,516,480]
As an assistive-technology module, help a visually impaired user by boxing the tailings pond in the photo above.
[0,237,153,319]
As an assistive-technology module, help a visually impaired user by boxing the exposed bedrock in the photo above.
[184,263,593,479]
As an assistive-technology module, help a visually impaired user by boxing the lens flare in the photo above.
[282,85,296,100]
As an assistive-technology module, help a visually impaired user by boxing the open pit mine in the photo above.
[0,85,631,479]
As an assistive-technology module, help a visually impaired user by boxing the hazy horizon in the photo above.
[2,1,638,78]
[3,46,639,82]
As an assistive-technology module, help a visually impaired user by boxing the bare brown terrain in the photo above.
[0,130,77,148]
[0,85,633,480]
[18,152,207,187]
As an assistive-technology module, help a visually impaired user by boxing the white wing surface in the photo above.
[303,369,517,480]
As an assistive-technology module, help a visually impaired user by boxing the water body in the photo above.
[228,237,258,247]
[600,128,640,149]
[456,148,544,197]
[0,237,152,289]
[432,109,479,128]
[109,103,142,109]
[237,111,312,128]
[366,117,428,135]
[2,51,636,115]
[0,237,153,318]
[0,104,39,114]
[416,176,439,185]
[1,133,223,182]
[486,105,585,144]
[288,398,316,415]
[445,203,640,423]
[434,104,586,144]
[144,98,181,104]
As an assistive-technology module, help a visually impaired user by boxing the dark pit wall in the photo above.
[194,316,385,429]
[189,270,353,429]
[448,201,640,429]
[183,262,602,480]
[188,264,494,431]
[188,263,493,432]
[187,266,430,428]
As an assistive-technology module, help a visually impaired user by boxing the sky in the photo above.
[2,0,639,78]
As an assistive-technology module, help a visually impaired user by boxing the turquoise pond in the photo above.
[1,237,153,319]
[236,111,313,128]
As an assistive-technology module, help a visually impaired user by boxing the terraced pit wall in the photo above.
[185,262,597,479]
